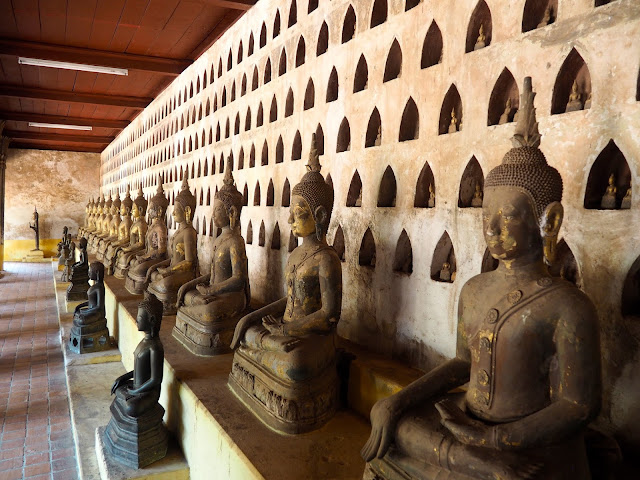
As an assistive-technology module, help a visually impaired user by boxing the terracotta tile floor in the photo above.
[0,262,78,480]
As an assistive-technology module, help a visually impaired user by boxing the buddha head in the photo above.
[79,237,88,251]
[137,292,164,337]
[484,77,563,268]
[290,133,334,241]
[132,185,148,219]
[111,193,122,216]
[121,185,133,217]
[214,155,243,230]
[149,177,169,221]
[173,172,197,225]
[89,261,105,282]
[85,199,91,215]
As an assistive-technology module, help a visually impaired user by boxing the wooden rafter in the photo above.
[203,0,257,11]
[0,85,151,109]
[5,130,113,144]
[0,111,128,129]
[9,142,104,153]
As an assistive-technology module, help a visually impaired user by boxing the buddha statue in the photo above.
[565,79,583,112]
[584,91,592,110]
[427,184,435,208]
[69,262,111,354]
[601,173,617,209]
[104,186,134,275]
[78,198,92,237]
[57,226,68,262]
[102,293,168,468]
[621,182,631,209]
[58,228,70,269]
[228,134,343,434]
[82,197,98,239]
[146,174,198,315]
[471,182,484,208]
[448,109,458,134]
[61,241,75,282]
[537,5,553,28]
[498,98,512,125]
[66,237,90,302]
[439,262,452,283]
[97,193,122,263]
[125,181,169,295]
[375,125,382,147]
[474,24,486,51]
[114,186,149,279]
[90,194,113,252]
[174,157,250,355]
[362,77,601,480]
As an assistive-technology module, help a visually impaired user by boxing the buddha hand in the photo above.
[196,283,212,295]
[111,373,130,395]
[435,399,495,448]
[361,395,401,462]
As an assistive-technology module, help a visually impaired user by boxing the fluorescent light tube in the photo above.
[18,57,128,76]
[29,122,92,131]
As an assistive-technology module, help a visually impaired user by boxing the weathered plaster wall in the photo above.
[100,0,640,453]
[4,148,100,260]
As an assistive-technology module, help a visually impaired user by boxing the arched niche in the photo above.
[481,247,499,272]
[241,74,247,96]
[284,89,294,118]
[258,220,266,246]
[622,255,640,318]
[278,48,287,76]
[222,87,227,107]
[315,124,325,156]
[522,0,557,32]
[227,50,233,71]
[242,184,248,206]
[337,118,351,152]
[465,1,492,53]
[249,144,256,168]
[399,97,419,142]
[206,187,211,205]
[245,108,251,131]
[288,0,297,27]
[234,114,240,135]
[252,67,259,90]
[282,179,291,207]
[359,228,376,267]
[296,37,305,67]
[405,0,419,10]
[326,67,339,102]
[584,140,631,209]
[636,67,640,101]
[261,140,269,166]
[264,58,272,84]
[276,136,284,164]
[308,0,318,13]
[354,55,368,93]
[431,231,456,282]
[342,5,356,44]
[488,68,519,126]
[267,179,275,206]
[332,225,346,261]
[365,107,381,147]
[383,39,402,82]
[257,103,264,127]
[421,21,443,69]
[595,0,615,6]
[377,166,397,207]
[271,223,281,249]
[288,231,298,252]
[273,10,281,38]
[393,229,413,274]
[224,119,230,138]
[292,131,302,160]
[370,0,387,28]
[414,161,435,208]
[439,84,462,135]
[270,95,278,123]
[548,239,581,287]
[317,22,329,56]
[459,157,484,208]
[237,41,243,64]
[551,48,592,115]
[325,174,334,197]
[346,171,363,207]
[253,182,261,206]
[209,217,215,237]
[304,79,315,110]
[231,82,236,102]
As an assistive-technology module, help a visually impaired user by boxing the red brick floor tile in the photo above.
[23,461,51,477]
[0,468,24,480]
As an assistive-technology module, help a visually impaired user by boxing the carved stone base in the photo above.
[69,320,111,354]
[102,400,168,469]
[364,455,471,480]
[66,279,89,302]
[125,272,147,295]
[228,349,338,435]
[113,263,129,279]
[172,309,248,356]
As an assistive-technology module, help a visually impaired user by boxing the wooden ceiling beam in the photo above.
[0,111,128,129]
[203,0,257,11]
[0,38,192,76]
[5,129,113,144]
[0,85,151,109]
[190,11,242,60]
[9,142,104,153]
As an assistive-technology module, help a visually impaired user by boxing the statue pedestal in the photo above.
[23,250,48,263]
[65,298,83,313]
[69,318,111,354]
[102,401,168,469]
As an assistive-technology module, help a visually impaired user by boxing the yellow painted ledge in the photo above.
[4,238,59,261]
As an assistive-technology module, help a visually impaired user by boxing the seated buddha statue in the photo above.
[600,173,617,210]
[66,237,90,302]
[90,194,113,252]
[228,135,342,434]
[498,98,512,125]
[621,182,631,209]
[565,79,583,112]
[474,24,486,51]
[146,174,198,315]
[471,182,484,207]
[69,261,111,354]
[97,193,122,262]
[114,186,149,279]
[125,181,169,295]
[78,198,92,238]
[103,293,168,468]
[427,184,436,208]
[174,157,250,355]
[80,198,95,239]
[448,108,458,134]
[104,186,133,275]
[361,78,601,480]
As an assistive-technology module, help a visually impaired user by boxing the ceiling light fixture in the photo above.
[29,122,93,131]
[18,57,128,76]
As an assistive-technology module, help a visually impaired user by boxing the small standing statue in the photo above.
[66,237,90,302]
[102,293,168,469]
[57,226,69,262]
[565,79,583,112]
[448,108,458,134]
[498,98,513,125]
[427,184,436,208]
[58,231,71,269]
[474,24,486,50]
[471,182,484,207]
[61,241,75,282]
[601,173,617,209]
[621,182,632,209]
[29,207,40,251]
[69,262,111,354]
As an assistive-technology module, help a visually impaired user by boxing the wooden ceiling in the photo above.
[0,0,256,153]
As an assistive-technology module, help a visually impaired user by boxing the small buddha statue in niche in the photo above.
[565,79,583,112]
[621,182,631,209]
[69,262,110,354]
[146,174,198,315]
[448,108,458,134]
[498,98,512,125]
[601,173,617,209]
[362,77,601,480]
[474,24,486,51]
[97,193,122,262]
[584,91,592,110]
[102,293,168,468]
[114,186,149,279]
[375,125,382,146]
[471,182,484,207]
[104,186,134,275]
[439,261,452,283]
[228,134,342,434]
[125,181,169,295]
[537,5,553,28]
[66,237,90,302]
[427,184,436,208]
[174,157,250,356]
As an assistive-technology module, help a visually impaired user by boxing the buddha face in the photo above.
[172,202,187,224]
[120,203,129,216]
[213,199,230,228]
[482,187,541,265]
[136,308,151,332]
[289,195,316,238]
[132,203,140,218]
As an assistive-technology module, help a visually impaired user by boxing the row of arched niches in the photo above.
[100,0,637,168]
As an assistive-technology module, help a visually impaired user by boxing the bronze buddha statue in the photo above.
[565,80,583,113]
[621,182,631,210]
[228,134,343,434]
[97,193,122,262]
[66,237,90,302]
[78,198,92,238]
[146,174,198,314]
[174,156,250,355]
[104,186,134,275]
[90,194,112,252]
[114,186,149,279]
[474,24,486,51]
[600,173,617,210]
[362,78,601,480]
[471,182,484,208]
[83,197,99,239]
[125,181,169,295]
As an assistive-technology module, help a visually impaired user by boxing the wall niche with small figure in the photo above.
[359,228,376,268]
[377,166,397,207]
[551,48,592,114]
[522,0,557,32]
[414,161,435,208]
[421,21,443,69]
[346,171,363,207]
[458,156,484,208]
[584,140,631,210]
[431,231,456,282]
[466,1,492,53]
[487,68,519,126]
[393,229,413,274]
[439,85,462,135]
[332,225,346,262]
